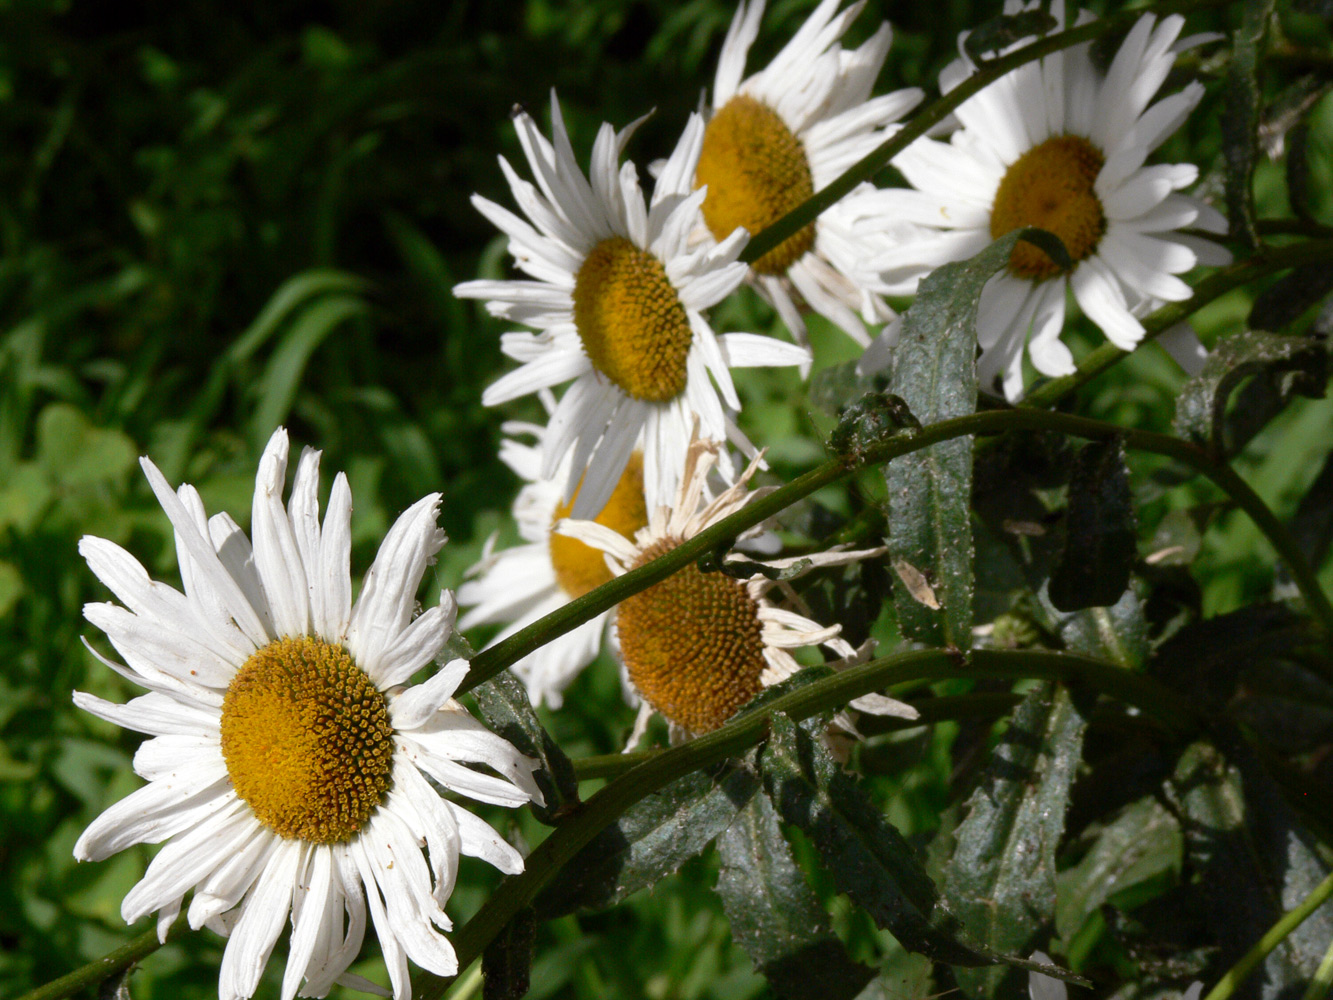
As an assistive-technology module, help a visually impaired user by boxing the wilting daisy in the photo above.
[865,0,1230,400]
[556,437,917,745]
[454,94,809,521]
[695,0,923,346]
[458,419,647,709]
[73,429,542,1000]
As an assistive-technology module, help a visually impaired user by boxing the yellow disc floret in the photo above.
[573,236,693,402]
[617,537,767,734]
[220,636,394,844]
[697,94,817,276]
[990,134,1107,281]
[550,452,649,600]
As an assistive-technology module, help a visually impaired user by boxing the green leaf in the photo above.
[1167,740,1333,997]
[715,791,875,1000]
[886,228,1065,648]
[1055,795,1183,942]
[1048,437,1136,612]
[1287,448,1333,581]
[1044,587,1150,670]
[482,908,536,1000]
[963,9,1057,62]
[809,361,881,417]
[944,683,1088,999]
[1172,330,1328,458]
[472,670,580,826]
[533,763,760,919]
[1221,0,1272,249]
[34,404,137,487]
[1248,266,1333,334]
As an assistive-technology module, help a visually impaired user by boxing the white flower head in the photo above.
[73,428,543,1000]
[458,417,648,709]
[555,437,917,746]
[455,92,809,521]
[696,0,925,346]
[867,0,1230,400]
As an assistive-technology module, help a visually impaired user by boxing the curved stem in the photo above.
[1203,868,1333,1000]
[13,919,179,1000]
[424,646,1200,998]
[739,0,1232,265]
[463,406,1333,695]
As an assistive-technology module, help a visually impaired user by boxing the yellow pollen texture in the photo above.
[220,636,394,844]
[573,236,693,402]
[550,452,648,600]
[990,134,1107,281]
[618,537,767,734]
[697,94,817,276]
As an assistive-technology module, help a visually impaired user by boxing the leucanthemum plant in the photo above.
[73,429,542,1000]
[696,0,925,347]
[458,416,648,709]
[455,94,809,521]
[555,437,918,746]
[863,0,1231,400]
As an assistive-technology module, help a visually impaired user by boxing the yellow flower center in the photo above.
[697,94,817,276]
[550,452,649,599]
[617,537,767,734]
[220,636,394,844]
[573,236,693,402]
[990,134,1107,281]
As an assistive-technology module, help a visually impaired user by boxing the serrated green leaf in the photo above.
[1055,796,1183,941]
[472,670,579,826]
[1172,330,1328,457]
[1049,438,1136,612]
[715,791,875,1000]
[886,229,1063,648]
[482,908,536,1000]
[1049,587,1150,670]
[533,763,760,919]
[945,683,1087,999]
[1222,0,1272,249]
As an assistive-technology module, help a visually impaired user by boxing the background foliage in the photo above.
[3,0,1333,998]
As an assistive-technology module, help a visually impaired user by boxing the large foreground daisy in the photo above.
[73,429,542,1000]
[696,0,923,346]
[866,1,1229,400]
[556,438,917,745]
[458,419,647,709]
[454,94,809,520]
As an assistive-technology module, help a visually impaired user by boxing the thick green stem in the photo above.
[463,406,1333,695]
[739,0,1232,265]
[14,920,179,1000]
[424,646,1199,998]
[1203,868,1333,1000]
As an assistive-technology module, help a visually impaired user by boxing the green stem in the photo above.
[1021,239,1333,408]
[463,405,1333,695]
[13,920,179,1000]
[738,0,1232,265]
[424,646,1199,999]
[1203,868,1333,1000]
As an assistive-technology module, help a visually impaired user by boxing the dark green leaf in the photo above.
[945,683,1088,999]
[1167,740,1333,999]
[1248,265,1333,333]
[809,361,882,417]
[886,228,1065,648]
[1262,77,1333,222]
[1055,795,1183,941]
[1048,438,1136,612]
[761,714,1086,987]
[1172,330,1328,457]
[482,909,537,1000]
[715,792,875,1000]
[829,391,921,463]
[473,670,580,826]
[533,763,760,918]
[963,10,1058,62]
[1222,0,1273,248]
[1286,447,1333,575]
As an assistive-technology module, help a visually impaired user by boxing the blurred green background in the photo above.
[2,0,1330,996]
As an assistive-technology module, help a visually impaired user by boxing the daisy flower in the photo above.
[695,0,924,346]
[454,93,809,521]
[458,419,647,709]
[556,437,917,745]
[73,429,542,1000]
[866,0,1230,400]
